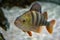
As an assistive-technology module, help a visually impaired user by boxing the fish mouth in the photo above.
[14,20,21,27]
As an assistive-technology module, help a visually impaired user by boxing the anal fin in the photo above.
[36,26,43,33]
[27,31,32,36]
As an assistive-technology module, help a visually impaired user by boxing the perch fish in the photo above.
[14,3,56,36]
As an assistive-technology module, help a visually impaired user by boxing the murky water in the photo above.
[0,2,60,40]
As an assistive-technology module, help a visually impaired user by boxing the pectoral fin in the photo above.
[46,20,56,34]
[27,31,32,36]
[42,12,48,20]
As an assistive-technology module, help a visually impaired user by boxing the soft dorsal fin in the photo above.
[42,12,48,20]
[30,2,41,13]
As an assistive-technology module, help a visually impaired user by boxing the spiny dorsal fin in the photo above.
[30,2,41,13]
[42,12,48,20]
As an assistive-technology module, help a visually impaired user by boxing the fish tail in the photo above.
[46,20,56,34]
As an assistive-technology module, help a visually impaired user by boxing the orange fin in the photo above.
[27,31,32,36]
[42,12,48,20]
[36,26,43,33]
[46,20,56,34]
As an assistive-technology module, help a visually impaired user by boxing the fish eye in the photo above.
[22,20,26,22]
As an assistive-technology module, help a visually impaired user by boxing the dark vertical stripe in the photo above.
[38,15,41,26]
[42,16,48,26]
[37,12,41,26]
[42,16,45,25]
[31,12,34,25]
[35,12,39,26]
[43,20,50,26]
[39,15,49,26]
[39,8,41,13]
[38,15,43,26]
[38,14,50,26]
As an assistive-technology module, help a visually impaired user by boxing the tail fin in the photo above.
[46,20,56,34]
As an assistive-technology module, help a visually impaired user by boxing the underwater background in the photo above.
[0,1,60,40]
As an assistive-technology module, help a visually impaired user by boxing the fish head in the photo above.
[14,11,32,28]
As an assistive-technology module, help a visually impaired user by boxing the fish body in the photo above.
[14,2,56,36]
[15,11,48,32]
